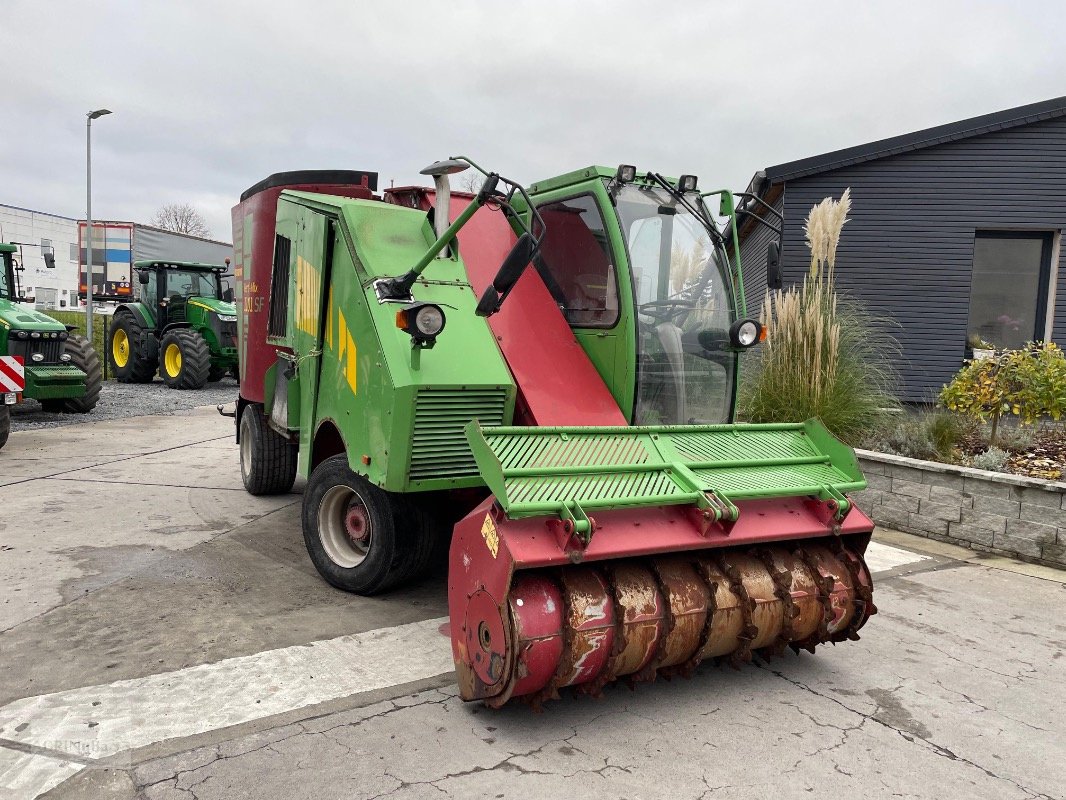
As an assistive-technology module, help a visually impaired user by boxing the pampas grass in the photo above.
[740,189,898,444]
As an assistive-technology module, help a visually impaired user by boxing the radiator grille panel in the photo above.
[409,389,509,481]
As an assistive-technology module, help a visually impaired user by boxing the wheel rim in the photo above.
[164,342,182,377]
[319,485,372,568]
[112,329,129,368]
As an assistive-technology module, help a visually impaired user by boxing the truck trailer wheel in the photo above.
[59,335,102,413]
[239,403,297,495]
[109,312,155,384]
[0,405,9,450]
[303,454,427,594]
[159,329,211,390]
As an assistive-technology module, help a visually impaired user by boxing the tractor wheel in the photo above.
[303,454,431,594]
[208,365,227,383]
[391,494,450,584]
[159,329,211,390]
[109,312,155,384]
[239,403,297,495]
[0,405,9,450]
[60,335,102,413]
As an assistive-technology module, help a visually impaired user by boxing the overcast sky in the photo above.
[2,1,1064,241]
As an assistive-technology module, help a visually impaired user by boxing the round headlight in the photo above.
[31,352,45,362]
[30,331,40,339]
[729,318,764,349]
[414,305,445,337]
[14,330,28,340]
[59,331,69,340]
[60,353,72,362]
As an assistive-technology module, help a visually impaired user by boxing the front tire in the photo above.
[303,455,432,595]
[159,329,210,390]
[60,335,102,413]
[239,403,297,495]
[109,312,155,384]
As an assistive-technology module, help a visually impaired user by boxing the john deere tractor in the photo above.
[0,243,101,445]
[109,260,238,389]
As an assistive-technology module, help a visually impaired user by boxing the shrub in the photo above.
[971,446,1009,472]
[939,342,1066,445]
[741,189,899,443]
[864,411,963,461]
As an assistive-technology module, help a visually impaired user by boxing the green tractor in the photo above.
[0,243,102,448]
[108,260,239,389]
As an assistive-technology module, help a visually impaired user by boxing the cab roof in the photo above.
[0,243,17,254]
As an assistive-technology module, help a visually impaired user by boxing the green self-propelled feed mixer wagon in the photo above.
[231,161,877,707]
[0,242,101,449]
[109,261,238,389]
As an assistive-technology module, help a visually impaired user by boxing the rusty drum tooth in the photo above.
[675,557,720,676]
[695,557,745,661]
[804,545,861,640]
[647,556,711,677]
[832,544,875,641]
[717,559,758,667]
[754,548,796,659]
[550,568,616,693]
[792,547,832,652]
[601,563,667,684]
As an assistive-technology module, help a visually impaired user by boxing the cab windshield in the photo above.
[616,184,736,425]
[165,269,220,300]
[0,255,10,298]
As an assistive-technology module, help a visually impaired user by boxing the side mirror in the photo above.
[222,287,234,302]
[475,232,538,317]
[138,271,150,285]
[43,249,56,269]
[766,241,782,290]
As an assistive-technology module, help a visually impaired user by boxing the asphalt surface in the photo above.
[10,379,239,430]
[0,409,1063,800]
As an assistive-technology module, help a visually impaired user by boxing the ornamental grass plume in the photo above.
[741,189,898,443]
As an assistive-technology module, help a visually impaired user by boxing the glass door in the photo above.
[966,232,1053,350]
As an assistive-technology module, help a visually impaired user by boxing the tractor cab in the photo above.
[525,168,750,426]
[109,260,239,390]
[135,260,228,328]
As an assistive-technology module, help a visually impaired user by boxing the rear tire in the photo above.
[303,454,435,594]
[0,405,9,450]
[60,335,102,413]
[109,312,155,383]
[159,329,211,390]
[239,403,297,495]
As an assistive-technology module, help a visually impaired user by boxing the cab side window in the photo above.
[533,195,619,327]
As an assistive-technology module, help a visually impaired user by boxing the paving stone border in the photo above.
[853,449,1066,569]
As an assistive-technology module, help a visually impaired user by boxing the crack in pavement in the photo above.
[761,665,1056,800]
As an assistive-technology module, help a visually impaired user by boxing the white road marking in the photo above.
[0,748,81,800]
[865,540,930,573]
[0,617,452,766]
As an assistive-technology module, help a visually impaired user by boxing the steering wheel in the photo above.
[638,298,696,322]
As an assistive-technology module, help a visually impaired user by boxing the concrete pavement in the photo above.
[0,407,1062,799]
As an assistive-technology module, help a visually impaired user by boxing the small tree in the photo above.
[152,203,211,237]
[939,342,1066,446]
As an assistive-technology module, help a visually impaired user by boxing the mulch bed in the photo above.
[956,425,1066,480]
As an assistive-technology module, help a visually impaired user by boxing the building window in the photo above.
[966,231,1053,351]
[532,194,619,327]
[69,242,79,262]
[41,238,51,251]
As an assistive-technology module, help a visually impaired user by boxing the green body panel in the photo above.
[466,418,865,531]
[0,249,88,401]
[24,365,89,399]
[272,193,516,493]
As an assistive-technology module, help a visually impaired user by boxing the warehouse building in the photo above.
[0,204,233,309]
[734,95,1066,402]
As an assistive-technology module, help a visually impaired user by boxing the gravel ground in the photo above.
[10,378,239,430]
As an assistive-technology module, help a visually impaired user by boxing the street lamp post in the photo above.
[85,108,111,346]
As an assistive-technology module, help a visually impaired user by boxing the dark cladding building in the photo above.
[734,96,1066,402]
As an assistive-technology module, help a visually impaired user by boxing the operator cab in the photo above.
[136,260,226,326]
[527,167,755,427]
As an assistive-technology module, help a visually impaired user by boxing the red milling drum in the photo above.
[497,543,872,706]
